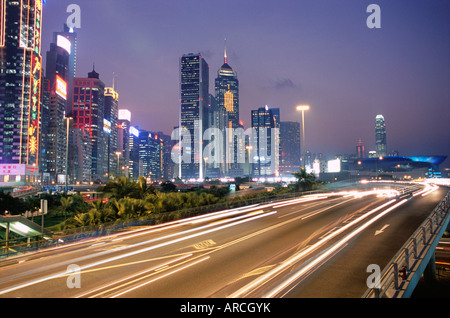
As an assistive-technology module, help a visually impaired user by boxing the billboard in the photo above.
[56,75,67,100]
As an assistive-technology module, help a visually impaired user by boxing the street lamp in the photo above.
[296,105,310,169]
[65,117,72,193]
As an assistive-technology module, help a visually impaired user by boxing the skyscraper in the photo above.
[215,44,240,175]
[72,68,106,181]
[0,0,43,176]
[215,43,239,129]
[251,106,280,177]
[375,114,387,157]
[43,27,72,183]
[179,53,209,179]
[280,121,301,175]
[104,86,119,175]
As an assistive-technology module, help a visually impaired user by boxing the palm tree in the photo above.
[100,176,138,199]
[60,196,73,220]
[292,168,316,192]
[134,176,157,199]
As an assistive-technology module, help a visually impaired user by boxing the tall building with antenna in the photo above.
[375,114,387,157]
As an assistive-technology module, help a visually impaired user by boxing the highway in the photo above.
[0,181,447,298]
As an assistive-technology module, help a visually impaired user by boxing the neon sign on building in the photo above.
[26,0,43,165]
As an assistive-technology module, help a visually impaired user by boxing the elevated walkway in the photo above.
[0,215,52,257]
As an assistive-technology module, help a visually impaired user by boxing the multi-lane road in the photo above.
[0,181,447,299]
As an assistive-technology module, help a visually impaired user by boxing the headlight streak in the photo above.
[228,198,403,298]
[74,253,193,298]
[263,199,409,298]
[0,210,277,296]
[109,256,211,298]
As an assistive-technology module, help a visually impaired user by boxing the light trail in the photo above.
[263,199,409,298]
[228,198,403,298]
[0,210,276,296]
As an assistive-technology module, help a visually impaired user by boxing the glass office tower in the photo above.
[375,114,387,157]
[179,53,209,180]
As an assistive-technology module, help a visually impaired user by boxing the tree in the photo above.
[292,168,317,192]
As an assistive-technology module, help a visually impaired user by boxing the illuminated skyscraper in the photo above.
[251,106,280,177]
[104,86,119,175]
[43,27,72,183]
[180,53,209,179]
[72,68,106,181]
[375,114,387,157]
[0,0,43,179]
[215,43,240,175]
[215,43,239,129]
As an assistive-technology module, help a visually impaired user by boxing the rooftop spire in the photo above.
[224,38,227,64]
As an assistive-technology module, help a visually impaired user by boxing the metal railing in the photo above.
[364,190,450,298]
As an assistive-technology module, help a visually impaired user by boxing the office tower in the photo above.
[206,94,227,177]
[375,114,387,157]
[69,127,92,183]
[215,44,239,128]
[215,45,240,175]
[44,28,72,183]
[52,24,77,114]
[0,0,43,183]
[104,86,119,175]
[356,138,365,159]
[138,130,163,182]
[251,106,280,177]
[180,53,209,179]
[72,68,106,182]
[117,109,131,174]
[128,126,141,179]
[280,121,301,175]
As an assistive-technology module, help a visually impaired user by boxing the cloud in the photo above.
[273,78,297,90]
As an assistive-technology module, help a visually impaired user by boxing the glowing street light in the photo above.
[296,105,310,169]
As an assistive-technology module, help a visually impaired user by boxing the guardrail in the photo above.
[364,190,450,298]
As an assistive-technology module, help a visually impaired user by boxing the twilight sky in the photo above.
[42,0,450,166]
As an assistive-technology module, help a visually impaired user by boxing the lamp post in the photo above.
[296,105,310,170]
[65,117,72,193]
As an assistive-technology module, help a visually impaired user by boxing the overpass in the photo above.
[0,181,448,298]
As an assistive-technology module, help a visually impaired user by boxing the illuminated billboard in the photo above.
[118,109,131,122]
[130,126,139,138]
[327,159,341,173]
[103,119,111,134]
[56,35,71,54]
[56,75,67,100]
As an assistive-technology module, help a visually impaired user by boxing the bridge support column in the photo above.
[423,253,437,283]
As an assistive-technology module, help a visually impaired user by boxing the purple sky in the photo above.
[42,0,450,166]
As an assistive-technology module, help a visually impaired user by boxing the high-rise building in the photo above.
[215,44,239,128]
[251,106,280,177]
[280,121,301,175]
[72,68,106,182]
[104,86,119,175]
[117,109,131,175]
[179,53,209,179]
[375,114,387,157]
[215,44,240,175]
[139,131,163,182]
[43,27,72,183]
[128,126,140,179]
[0,0,43,184]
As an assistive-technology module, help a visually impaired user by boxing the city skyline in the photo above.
[41,0,449,165]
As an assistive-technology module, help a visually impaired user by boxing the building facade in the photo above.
[375,114,387,157]
[0,0,43,183]
[72,69,106,182]
[179,53,209,180]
